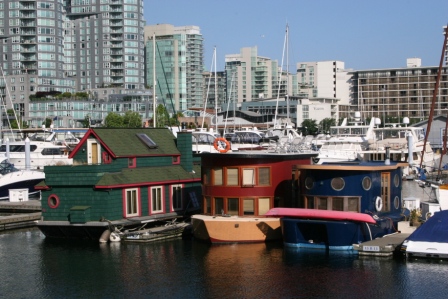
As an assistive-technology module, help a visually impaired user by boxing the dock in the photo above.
[0,200,42,231]
[353,232,411,256]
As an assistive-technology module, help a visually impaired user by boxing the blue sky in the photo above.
[145,0,448,72]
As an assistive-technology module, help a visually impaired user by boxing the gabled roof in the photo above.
[95,164,200,188]
[71,128,180,158]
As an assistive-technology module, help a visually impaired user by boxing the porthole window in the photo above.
[305,177,314,189]
[331,177,345,191]
[48,194,60,209]
[362,176,372,191]
[394,174,400,187]
[394,196,400,209]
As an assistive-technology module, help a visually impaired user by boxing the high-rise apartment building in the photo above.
[0,0,149,127]
[225,46,297,105]
[144,24,204,112]
[296,61,351,106]
[64,0,146,91]
[350,58,448,124]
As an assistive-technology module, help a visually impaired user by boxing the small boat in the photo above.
[113,220,190,243]
[401,210,448,259]
[0,157,45,199]
[191,214,281,244]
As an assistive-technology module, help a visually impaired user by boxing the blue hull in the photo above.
[281,218,396,251]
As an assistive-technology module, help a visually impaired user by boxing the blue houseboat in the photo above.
[269,161,407,250]
[36,128,201,241]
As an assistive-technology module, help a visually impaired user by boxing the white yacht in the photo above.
[0,133,73,170]
[315,114,376,164]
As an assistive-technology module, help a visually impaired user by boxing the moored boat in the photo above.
[191,214,281,243]
[401,209,448,259]
[112,220,190,243]
[0,157,45,199]
[273,161,406,250]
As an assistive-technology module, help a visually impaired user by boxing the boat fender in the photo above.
[99,230,111,243]
[213,137,231,153]
[375,196,383,212]
[109,231,121,242]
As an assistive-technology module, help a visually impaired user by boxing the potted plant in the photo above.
[410,208,422,227]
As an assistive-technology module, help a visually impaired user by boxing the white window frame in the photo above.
[125,188,139,217]
[151,186,163,213]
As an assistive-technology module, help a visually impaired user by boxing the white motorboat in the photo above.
[316,114,376,164]
[0,157,45,199]
[0,134,73,170]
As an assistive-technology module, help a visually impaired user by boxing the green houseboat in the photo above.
[36,128,201,241]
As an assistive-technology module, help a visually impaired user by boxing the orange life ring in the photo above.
[213,137,231,153]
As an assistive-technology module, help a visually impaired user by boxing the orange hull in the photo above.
[191,214,282,243]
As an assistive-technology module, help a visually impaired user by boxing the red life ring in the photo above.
[213,137,231,153]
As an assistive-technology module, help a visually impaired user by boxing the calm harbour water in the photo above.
[1,181,448,299]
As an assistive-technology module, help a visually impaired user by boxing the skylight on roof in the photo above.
[136,133,158,149]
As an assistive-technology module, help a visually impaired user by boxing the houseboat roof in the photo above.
[296,161,409,171]
[200,151,317,160]
[74,128,181,157]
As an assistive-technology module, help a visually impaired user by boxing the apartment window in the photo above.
[125,188,139,217]
[151,186,163,213]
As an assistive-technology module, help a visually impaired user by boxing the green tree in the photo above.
[43,117,53,128]
[10,118,29,129]
[319,118,336,134]
[104,112,124,127]
[81,115,91,128]
[300,119,318,136]
[155,104,170,128]
[123,110,142,127]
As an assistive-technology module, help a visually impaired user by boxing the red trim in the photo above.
[35,185,51,190]
[95,178,200,189]
[47,194,60,209]
[128,157,136,168]
[102,151,112,164]
[170,184,184,212]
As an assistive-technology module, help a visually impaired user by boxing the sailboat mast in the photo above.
[420,25,448,170]
[214,47,218,133]
[286,24,290,122]
[153,33,157,128]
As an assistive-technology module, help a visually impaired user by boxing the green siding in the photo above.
[40,128,201,222]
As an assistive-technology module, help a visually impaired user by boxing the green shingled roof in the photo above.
[92,128,180,157]
[95,165,200,187]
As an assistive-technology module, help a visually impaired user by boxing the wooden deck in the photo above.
[0,200,42,231]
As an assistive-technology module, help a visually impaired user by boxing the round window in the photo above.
[48,194,60,209]
[362,176,372,191]
[305,177,314,189]
[394,174,400,187]
[331,177,345,191]
[394,196,400,209]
